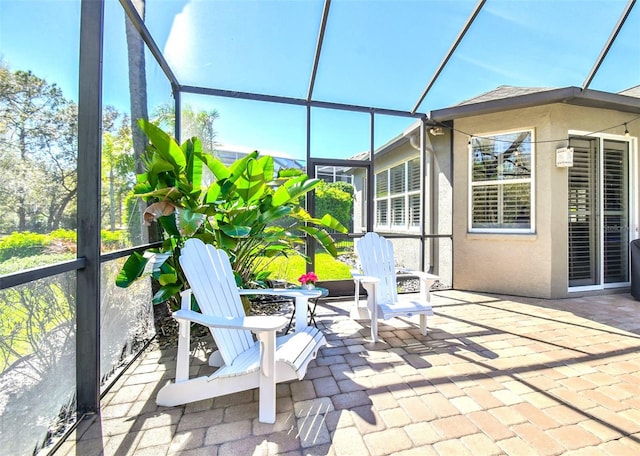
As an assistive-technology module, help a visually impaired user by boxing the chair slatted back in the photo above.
[356,232,399,305]
[180,238,254,367]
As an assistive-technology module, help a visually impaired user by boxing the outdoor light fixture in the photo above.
[624,123,630,137]
[429,127,445,136]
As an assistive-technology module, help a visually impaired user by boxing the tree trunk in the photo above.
[109,166,116,230]
[125,0,150,245]
[50,189,77,231]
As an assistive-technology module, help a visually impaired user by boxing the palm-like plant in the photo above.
[116,119,346,308]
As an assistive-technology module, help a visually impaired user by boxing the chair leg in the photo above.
[256,331,277,424]
[176,319,191,382]
[371,317,379,343]
[419,314,428,336]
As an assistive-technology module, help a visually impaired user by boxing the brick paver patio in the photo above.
[56,290,640,455]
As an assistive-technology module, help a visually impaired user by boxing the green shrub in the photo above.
[316,181,354,232]
[329,181,354,196]
[48,229,76,242]
[101,229,128,251]
[0,232,50,262]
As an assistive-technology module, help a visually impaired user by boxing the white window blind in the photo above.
[390,164,405,195]
[375,158,421,231]
[376,172,388,197]
[408,158,420,192]
[470,130,534,232]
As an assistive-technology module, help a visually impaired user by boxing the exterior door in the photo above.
[568,136,630,289]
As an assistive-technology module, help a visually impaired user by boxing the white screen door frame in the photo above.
[568,130,637,292]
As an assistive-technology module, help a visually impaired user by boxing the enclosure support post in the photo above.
[77,0,104,415]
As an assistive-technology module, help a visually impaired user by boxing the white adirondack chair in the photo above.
[351,232,439,342]
[156,238,326,423]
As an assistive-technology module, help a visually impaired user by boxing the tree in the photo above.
[0,63,78,233]
[101,106,135,232]
[125,0,149,245]
[152,103,220,153]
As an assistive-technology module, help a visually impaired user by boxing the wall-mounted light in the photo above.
[429,127,444,136]
[624,123,630,137]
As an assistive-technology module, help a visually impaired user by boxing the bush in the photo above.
[101,230,129,251]
[48,229,76,242]
[0,232,50,262]
[315,181,354,232]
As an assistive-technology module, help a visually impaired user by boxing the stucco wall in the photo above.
[452,103,637,298]
[370,132,454,283]
[429,133,453,286]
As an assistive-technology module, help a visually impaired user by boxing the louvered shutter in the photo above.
[568,138,596,286]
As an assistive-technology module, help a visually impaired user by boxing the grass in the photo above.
[260,252,352,283]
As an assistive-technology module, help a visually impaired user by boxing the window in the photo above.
[375,158,421,230]
[469,130,534,232]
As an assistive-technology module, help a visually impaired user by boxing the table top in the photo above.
[287,286,329,298]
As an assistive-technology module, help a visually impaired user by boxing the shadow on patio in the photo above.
[55,290,640,455]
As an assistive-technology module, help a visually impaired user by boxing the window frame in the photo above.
[375,157,421,232]
[468,128,536,234]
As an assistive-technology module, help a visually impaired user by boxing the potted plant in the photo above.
[116,119,346,312]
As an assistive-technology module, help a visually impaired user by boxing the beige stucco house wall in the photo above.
[440,97,639,298]
[351,86,639,298]
[354,126,453,285]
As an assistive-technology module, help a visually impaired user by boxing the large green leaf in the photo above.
[283,176,321,201]
[320,213,348,233]
[258,205,292,224]
[184,138,203,193]
[220,223,252,238]
[115,251,149,287]
[240,158,268,202]
[271,175,320,206]
[278,168,304,178]
[176,180,196,200]
[148,158,175,187]
[228,151,259,184]
[152,284,182,305]
[199,153,230,180]
[138,119,186,172]
[204,181,221,204]
[159,214,180,237]
[158,272,178,286]
[133,181,153,195]
[176,208,206,237]
[297,225,338,257]
[258,155,275,182]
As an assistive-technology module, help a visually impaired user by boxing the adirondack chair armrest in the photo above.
[353,275,380,303]
[396,269,439,299]
[396,269,439,282]
[350,273,380,296]
[172,309,287,332]
[237,288,323,299]
[352,275,380,284]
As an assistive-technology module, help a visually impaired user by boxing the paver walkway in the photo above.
[56,290,640,455]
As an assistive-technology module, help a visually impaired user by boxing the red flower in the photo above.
[298,272,319,285]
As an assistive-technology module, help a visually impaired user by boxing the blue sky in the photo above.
[1,0,638,160]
